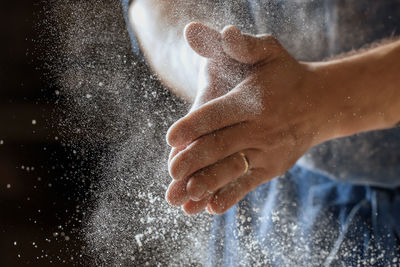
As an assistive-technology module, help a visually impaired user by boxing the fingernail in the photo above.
[188,182,207,201]
[190,192,204,202]
[210,206,217,215]
[206,205,216,215]
[181,206,193,216]
[206,206,213,214]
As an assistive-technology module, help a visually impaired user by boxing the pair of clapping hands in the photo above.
[165,22,329,215]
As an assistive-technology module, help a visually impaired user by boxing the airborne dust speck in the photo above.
[47,0,400,266]
[51,0,210,265]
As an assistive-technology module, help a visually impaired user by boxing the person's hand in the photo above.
[166,22,374,215]
[166,22,328,215]
[166,23,280,214]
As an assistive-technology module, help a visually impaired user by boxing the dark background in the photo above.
[0,1,94,266]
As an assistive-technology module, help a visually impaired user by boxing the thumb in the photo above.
[221,25,282,64]
[184,22,224,60]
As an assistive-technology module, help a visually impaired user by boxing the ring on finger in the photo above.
[239,152,250,174]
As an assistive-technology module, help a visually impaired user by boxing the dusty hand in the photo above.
[166,22,277,214]
[166,23,331,215]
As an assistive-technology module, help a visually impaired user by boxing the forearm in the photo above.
[129,0,216,101]
[312,39,400,139]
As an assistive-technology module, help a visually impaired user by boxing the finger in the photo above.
[222,25,281,65]
[166,87,252,147]
[186,149,261,201]
[169,122,254,180]
[206,205,214,214]
[183,193,213,215]
[208,168,268,214]
[168,147,185,164]
[184,22,224,60]
[191,83,229,111]
[165,177,190,206]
